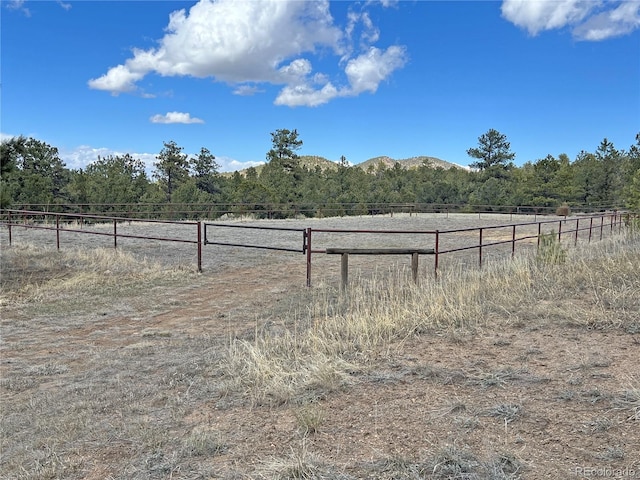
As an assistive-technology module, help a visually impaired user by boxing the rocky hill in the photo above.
[356,155,463,171]
[225,154,465,176]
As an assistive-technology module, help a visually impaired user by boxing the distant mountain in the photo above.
[224,154,465,177]
[298,155,339,171]
[221,155,337,177]
[356,155,465,171]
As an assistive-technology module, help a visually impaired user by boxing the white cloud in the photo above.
[233,85,263,96]
[1,132,17,142]
[501,0,640,40]
[88,0,407,107]
[6,0,71,15]
[376,0,399,7]
[278,58,313,81]
[275,82,340,107]
[273,45,407,107]
[59,145,253,174]
[345,46,407,94]
[59,145,157,173]
[88,65,146,94]
[6,0,30,16]
[89,0,342,93]
[149,112,205,124]
[573,1,640,40]
[225,158,264,172]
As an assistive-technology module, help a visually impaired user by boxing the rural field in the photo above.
[1,213,639,479]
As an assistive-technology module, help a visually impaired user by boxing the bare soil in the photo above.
[1,213,638,479]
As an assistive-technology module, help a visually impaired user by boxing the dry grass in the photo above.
[1,228,639,478]
[0,243,193,308]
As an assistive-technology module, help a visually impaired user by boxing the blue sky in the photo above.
[2,0,639,173]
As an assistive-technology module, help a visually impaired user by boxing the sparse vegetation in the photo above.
[1,222,638,478]
[536,230,567,265]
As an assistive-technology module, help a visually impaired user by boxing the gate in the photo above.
[203,222,311,284]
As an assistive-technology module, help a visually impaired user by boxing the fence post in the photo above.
[411,252,419,283]
[306,228,312,288]
[197,222,202,273]
[575,218,579,246]
[114,219,117,249]
[558,220,563,243]
[434,230,440,279]
[56,215,60,250]
[479,228,483,267]
[7,211,12,246]
[537,222,542,247]
[511,224,516,258]
[341,253,349,289]
[600,216,604,241]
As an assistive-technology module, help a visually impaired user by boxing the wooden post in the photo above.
[411,252,419,283]
[341,253,349,289]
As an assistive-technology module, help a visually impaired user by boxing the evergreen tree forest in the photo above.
[1,129,639,219]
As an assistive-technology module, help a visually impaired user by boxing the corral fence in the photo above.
[1,209,204,272]
[6,202,622,221]
[309,212,628,287]
[2,209,632,287]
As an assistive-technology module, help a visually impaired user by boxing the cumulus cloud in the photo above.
[233,85,263,96]
[60,145,255,174]
[149,112,204,124]
[345,46,407,95]
[59,145,157,172]
[273,45,407,107]
[573,1,640,40]
[225,158,264,171]
[501,0,640,40]
[275,82,340,107]
[88,0,407,107]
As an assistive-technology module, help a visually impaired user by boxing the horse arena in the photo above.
[0,212,617,287]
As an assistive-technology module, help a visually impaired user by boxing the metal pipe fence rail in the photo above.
[305,212,627,285]
[1,209,203,272]
[433,212,626,271]
[203,222,307,253]
[4,202,623,221]
[1,210,630,285]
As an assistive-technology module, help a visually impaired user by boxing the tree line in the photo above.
[1,129,639,218]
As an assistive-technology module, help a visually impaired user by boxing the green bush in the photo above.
[537,231,566,265]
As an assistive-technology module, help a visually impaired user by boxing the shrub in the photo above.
[556,204,571,217]
[537,231,566,265]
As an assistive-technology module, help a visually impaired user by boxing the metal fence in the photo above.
[4,202,623,220]
[304,212,627,285]
[1,209,631,286]
[1,209,203,272]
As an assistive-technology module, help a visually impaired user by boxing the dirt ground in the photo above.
[1,213,638,479]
